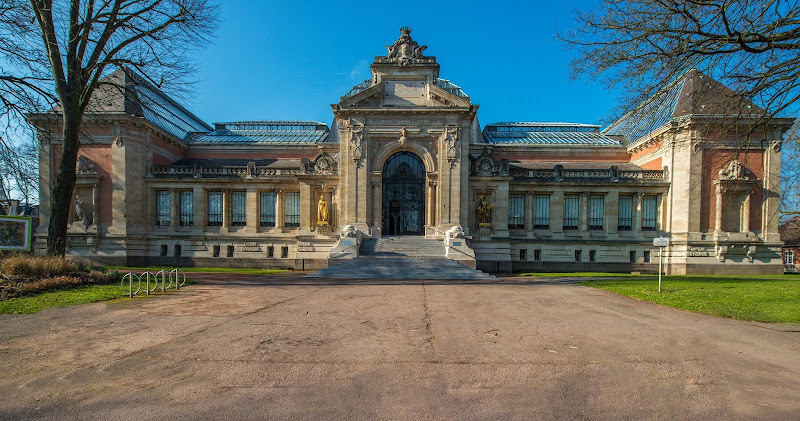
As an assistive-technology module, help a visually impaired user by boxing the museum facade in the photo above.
[30,28,795,274]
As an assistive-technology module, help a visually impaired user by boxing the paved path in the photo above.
[1,273,798,420]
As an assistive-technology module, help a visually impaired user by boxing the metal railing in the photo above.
[121,268,187,298]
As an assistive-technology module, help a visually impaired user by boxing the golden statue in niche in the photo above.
[317,195,328,225]
[476,194,493,226]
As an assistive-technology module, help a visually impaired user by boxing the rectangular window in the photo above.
[179,191,193,226]
[281,246,289,258]
[533,194,550,229]
[642,195,658,231]
[519,249,527,261]
[267,246,274,258]
[160,244,167,256]
[174,244,182,257]
[260,191,276,227]
[644,251,651,263]
[284,192,300,227]
[156,190,170,226]
[231,191,247,226]
[534,249,541,262]
[508,194,525,229]
[618,195,633,231]
[588,195,604,230]
[629,251,636,263]
[227,245,234,257]
[589,250,596,262]
[213,245,220,257]
[207,191,223,226]
[563,194,579,230]
[785,251,794,266]
[574,250,582,262]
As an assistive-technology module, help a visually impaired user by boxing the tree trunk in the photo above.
[46,107,81,256]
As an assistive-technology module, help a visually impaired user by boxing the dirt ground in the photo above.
[0,273,798,420]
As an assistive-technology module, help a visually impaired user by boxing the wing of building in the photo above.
[29,28,795,275]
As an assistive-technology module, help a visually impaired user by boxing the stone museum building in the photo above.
[30,28,795,274]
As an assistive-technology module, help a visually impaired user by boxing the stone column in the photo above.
[170,188,178,230]
[634,193,643,232]
[275,190,284,230]
[742,191,751,233]
[245,187,258,233]
[606,190,619,234]
[222,189,230,232]
[194,186,204,230]
[300,183,311,230]
[92,183,99,227]
[579,192,588,232]
[373,180,381,231]
[551,190,564,233]
[714,185,723,232]
[524,192,533,232]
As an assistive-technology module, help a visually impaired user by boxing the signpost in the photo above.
[653,237,669,292]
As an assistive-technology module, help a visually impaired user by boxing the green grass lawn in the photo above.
[108,266,290,275]
[570,275,800,323]
[0,284,127,314]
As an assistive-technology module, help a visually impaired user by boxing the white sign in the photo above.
[653,237,670,247]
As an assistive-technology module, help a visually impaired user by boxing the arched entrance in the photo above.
[382,152,425,235]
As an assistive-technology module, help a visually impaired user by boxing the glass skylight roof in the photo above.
[191,121,329,144]
[484,122,621,145]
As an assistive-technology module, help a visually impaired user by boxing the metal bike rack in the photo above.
[121,268,186,297]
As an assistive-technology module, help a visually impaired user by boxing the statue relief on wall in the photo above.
[476,194,493,226]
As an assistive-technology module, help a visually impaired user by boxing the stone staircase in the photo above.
[307,236,495,280]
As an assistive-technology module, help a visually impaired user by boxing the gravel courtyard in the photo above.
[1,273,798,420]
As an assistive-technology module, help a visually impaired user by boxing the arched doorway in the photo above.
[382,152,425,235]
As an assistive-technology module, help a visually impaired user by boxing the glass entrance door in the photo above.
[382,152,425,235]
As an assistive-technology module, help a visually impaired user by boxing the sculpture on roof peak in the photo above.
[385,27,428,65]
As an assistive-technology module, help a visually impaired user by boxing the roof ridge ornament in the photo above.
[383,27,429,66]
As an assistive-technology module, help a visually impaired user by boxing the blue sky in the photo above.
[188,0,615,127]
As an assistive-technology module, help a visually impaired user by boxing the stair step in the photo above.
[306,256,495,280]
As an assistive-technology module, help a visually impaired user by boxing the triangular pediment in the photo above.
[340,83,383,107]
[428,82,471,107]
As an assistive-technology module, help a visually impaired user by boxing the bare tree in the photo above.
[780,121,800,217]
[0,132,39,212]
[560,0,800,121]
[2,0,217,255]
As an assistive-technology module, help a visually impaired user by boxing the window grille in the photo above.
[588,195,604,230]
[563,195,579,230]
[508,194,525,229]
[642,195,658,231]
[644,251,651,262]
[207,191,222,226]
[589,250,596,262]
[618,195,633,230]
[785,251,794,266]
[574,250,582,262]
[284,192,300,227]
[260,191,276,227]
[534,249,541,261]
[231,191,247,226]
[156,190,170,226]
[533,194,550,229]
[179,191,193,226]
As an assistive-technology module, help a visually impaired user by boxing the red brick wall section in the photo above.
[640,157,662,170]
[700,149,764,231]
